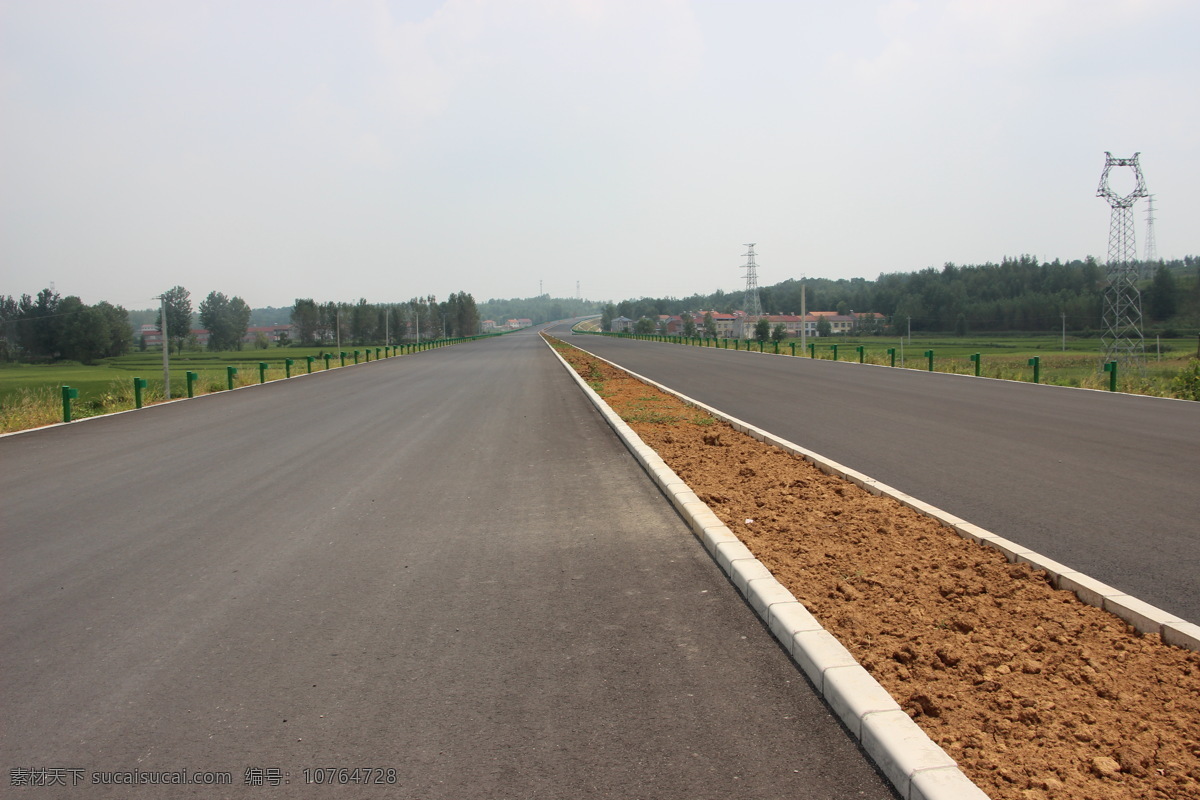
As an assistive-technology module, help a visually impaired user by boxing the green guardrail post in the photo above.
[1103,360,1117,391]
[887,347,896,368]
[133,377,147,408]
[856,345,865,363]
[186,371,198,398]
[758,340,764,352]
[61,385,78,422]
[773,341,780,354]
[734,339,740,350]
[1027,356,1040,384]
[375,347,381,360]
[339,351,347,367]
[305,356,314,374]
[353,349,360,364]
[830,344,839,361]
[808,342,816,358]
[226,366,238,390]
[324,353,332,370]
[258,362,268,384]
[790,342,796,356]
[365,349,371,362]
[925,350,935,372]
[970,353,981,377]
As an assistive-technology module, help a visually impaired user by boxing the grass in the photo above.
[0,342,456,433]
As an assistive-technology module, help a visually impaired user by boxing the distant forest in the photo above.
[607,256,1200,335]
[5,254,1198,363]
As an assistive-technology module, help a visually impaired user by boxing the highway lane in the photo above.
[1,329,895,799]
[558,331,1200,624]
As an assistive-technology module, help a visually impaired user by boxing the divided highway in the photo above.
[1,329,896,799]
[558,330,1200,624]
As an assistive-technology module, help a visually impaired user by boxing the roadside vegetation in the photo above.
[579,327,1200,401]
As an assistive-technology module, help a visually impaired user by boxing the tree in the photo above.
[199,291,251,351]
[816,315,832,337]
[771,323,787,343]
[156,286,191,355]
[291,299,321,344]
[682,313,697,338]
[634,316,656,334]
[199,292,235,351]
[754,317,770,343]
[600,303,617,332]
[1149,266,1178,321]
[228,297,251,350]
[703,311,717,339]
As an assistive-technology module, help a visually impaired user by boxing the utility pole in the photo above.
[152,293,171,400]
[155,294,170,399]
[336,307,341,352]
[800,276,807,354]
[385,307,389,347]
[907,316,912,344]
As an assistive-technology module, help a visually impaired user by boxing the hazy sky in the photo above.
[3,0,1197,311]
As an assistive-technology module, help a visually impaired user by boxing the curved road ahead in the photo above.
[1,329,895,799]
[559,330,1200,624]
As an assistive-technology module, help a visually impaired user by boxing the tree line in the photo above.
[289,292,480,345]
[1,289,132,363]
[602,255,1199,335]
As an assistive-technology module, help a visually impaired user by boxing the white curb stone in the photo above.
[1104,594,1186,635]
[744,576,799,618]
[790,629,859,691]
[729,558,775,594]
[767,602,823,643]
[861,710,958,799]
[822,665,903,738]
[909,765,994,800]
[1163,621,1200,650]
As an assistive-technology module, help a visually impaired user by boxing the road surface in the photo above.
[1,329,895,799]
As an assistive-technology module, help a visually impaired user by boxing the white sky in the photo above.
[2,0,1197,310]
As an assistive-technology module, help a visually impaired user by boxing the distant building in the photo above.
[610,316,634,333]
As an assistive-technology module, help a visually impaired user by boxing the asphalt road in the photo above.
[1,329,896,799]
[558,330,1200,624]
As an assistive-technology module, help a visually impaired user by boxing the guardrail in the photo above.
[52,334,502,424]
[574,330,1147,395]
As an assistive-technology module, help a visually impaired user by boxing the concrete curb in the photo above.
[543,337,991,800]
[563,339,1200,653]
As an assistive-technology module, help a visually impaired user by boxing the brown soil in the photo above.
[551,337,1200,800]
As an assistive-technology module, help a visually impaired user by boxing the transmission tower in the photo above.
[740,243,763,321]
[1096,151,1148,370]
[1143,194,1158,273]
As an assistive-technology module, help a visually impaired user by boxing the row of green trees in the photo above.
[152,285,258,354]
[477,295,600,327]
[1,289,132,363]
[289,292,480,346]
[604,256,1199,335]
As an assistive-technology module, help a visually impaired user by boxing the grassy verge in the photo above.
[579,332,1200,399]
